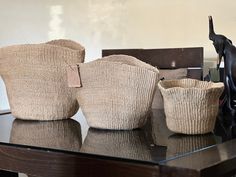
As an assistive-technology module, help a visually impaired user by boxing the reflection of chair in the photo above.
[80,128,151,161]
[102,47,203,109]
[151,109,174,146]
[10,119,82,151]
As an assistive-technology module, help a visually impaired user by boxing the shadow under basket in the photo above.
[74,55,159,130]
[0,39,85,120]
[158,78,224,135]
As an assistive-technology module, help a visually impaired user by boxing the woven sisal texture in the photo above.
[0,39,85,120]
[77,55,159,130]
[158,78,224,134]
[80,128,151,160]
[10,119,82,151]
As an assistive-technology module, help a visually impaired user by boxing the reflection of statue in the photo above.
[209,16,236,116]
[10,119,82,151]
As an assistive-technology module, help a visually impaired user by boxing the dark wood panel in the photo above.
[143,48,203,68]
[0,170,18,177]
[0,144,159,177]
[160,139,236,177]
[160,166,200,177]
[187,68,203,80]
[102,47,203,68]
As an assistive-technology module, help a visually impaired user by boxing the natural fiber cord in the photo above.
[76,55,159,130]
[0,39,85,120]
[158,78,224,134]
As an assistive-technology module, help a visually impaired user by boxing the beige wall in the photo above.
[1,0,236,109]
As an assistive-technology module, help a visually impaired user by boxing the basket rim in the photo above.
[0,39,85,53]
[158,78,224,92]
[79,55,159,74]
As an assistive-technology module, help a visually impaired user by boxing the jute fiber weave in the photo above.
[77,55,159,130]
[158,78,224,134]
[0,39,85,120]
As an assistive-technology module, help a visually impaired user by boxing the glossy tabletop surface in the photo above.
[0,109,233,165]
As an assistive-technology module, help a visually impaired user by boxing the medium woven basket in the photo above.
[0,39,85,120]
[76,55,159,130]
[10,119,82,151]
[158,78,224,134]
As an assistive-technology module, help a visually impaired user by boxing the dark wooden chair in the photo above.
[102,47,203,80]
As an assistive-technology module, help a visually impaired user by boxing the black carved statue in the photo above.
[209,16,236,116]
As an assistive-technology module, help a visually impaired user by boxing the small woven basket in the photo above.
[0,39,85,120]
[76,55,159,130]
[158,78,224,134]
[10,119,82,151]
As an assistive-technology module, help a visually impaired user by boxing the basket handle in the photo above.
[66,64,82,88]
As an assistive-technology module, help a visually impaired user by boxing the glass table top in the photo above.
[0,109,233,165]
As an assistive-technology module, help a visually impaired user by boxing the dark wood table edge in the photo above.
[159,138,236,177]
[2,138,236,177]
[1,112,236,177]
[0,142,160,177]
[0,110,11,115]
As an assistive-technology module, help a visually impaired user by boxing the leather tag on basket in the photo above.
[67,65,82,88]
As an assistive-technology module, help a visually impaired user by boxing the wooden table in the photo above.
[0,109,235,177]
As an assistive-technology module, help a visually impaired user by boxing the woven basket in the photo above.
[10,119,82,151]
[0,39,85,120]
[80,128,151,160]
[158,78,224,134]
[76,55,159,130]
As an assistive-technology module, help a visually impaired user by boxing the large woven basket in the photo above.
[0,39,85,120]
[158,78,224,134]
[75,55,159,130]
[10,119,82,151]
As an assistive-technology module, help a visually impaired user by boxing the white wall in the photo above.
[1,0,236,109]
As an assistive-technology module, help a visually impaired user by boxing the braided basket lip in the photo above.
[79,54,159,74]
[158,78,224,93]
[46,39,85,50]
[0,39,85,53]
